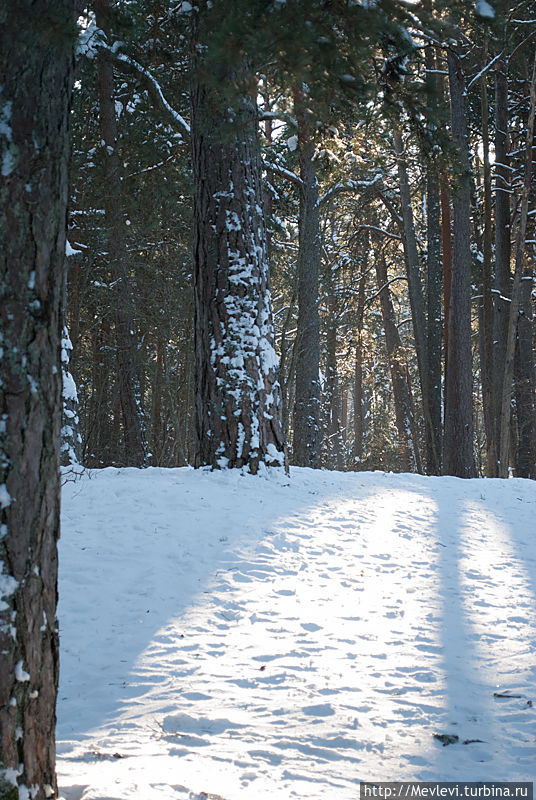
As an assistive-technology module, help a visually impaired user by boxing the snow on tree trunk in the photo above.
[0,2,75,797]
[190,6,284,473]
[60,327,81,466]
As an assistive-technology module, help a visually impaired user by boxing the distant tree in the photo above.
[0,1,76,797]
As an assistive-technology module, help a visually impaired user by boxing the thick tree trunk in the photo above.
[0,3,75,797]
[191,4,284,472]
[95,0,147,468]
[293,87,321,467]
[375,252,416,472]
[443,50,476,477]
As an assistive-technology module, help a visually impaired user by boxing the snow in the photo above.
[15,660,30,682]
[0,483,12,509]
[66,240,82,257]
[475,0,495,19]
[57,467,536,800]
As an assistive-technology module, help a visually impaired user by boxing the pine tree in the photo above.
[0,2,76,796]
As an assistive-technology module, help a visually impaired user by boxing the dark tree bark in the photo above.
[85,317,113,466]
[425,170,443,475]
[478,60,496,477]
[353,274,366,469]
[440,175,452,380]
[492,56,511,476]
[191,3,284,472]
[0,2,75,797]
[443,50,476,477]
[324,292,344,470]
[514,276,535,478]
[95,0,147,467]
[393,128,429,473]
[293,87,321,467]
[375,252,417,473]
[498,55,536,478]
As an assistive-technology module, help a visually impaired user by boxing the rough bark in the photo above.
[443,50,476,478]
[95,0,147,467]
[0,2,75,797]
[191,3,284,472]
[293,87,321,467]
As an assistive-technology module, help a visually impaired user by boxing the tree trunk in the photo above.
[423,9,442,476]
[353,272,366,468]
[95,0,147,468]
[440,175,452,381]
[492,55,511,476]
[0,3,75,797]
[375,252,416,472]
[497,54,536,477]
[443,50,476,478]
[514,276,535,477]
[393,127,428,473]
[425,169,443,475]
[324,293,343,470]
[479,59,496,476]
[293,86,321,467]
[190,3,284,472]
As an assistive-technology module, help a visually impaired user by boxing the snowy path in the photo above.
[57,468,536,799]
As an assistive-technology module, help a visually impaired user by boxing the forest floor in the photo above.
[57,466,536,800]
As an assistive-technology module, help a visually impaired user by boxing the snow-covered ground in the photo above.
[57,467,536,800]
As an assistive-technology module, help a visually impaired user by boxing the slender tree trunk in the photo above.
[498,55,536,477]
[190,3,284,472]
[353,272,366,468]
[375,252,416,472]
[341,382,348,446]
[426,170,443,475]
[514,276,535,477]
[0,3,75,797]
[443,50,476,477]
[393,127,428,473]
[293,86,321,467]
[492,55,511,476]
[479,59,496,476]
[151,339,164,466]
[440,175,453,380]
[324,293,343,469]
[422,0,442,476]
[95,0,146,467]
